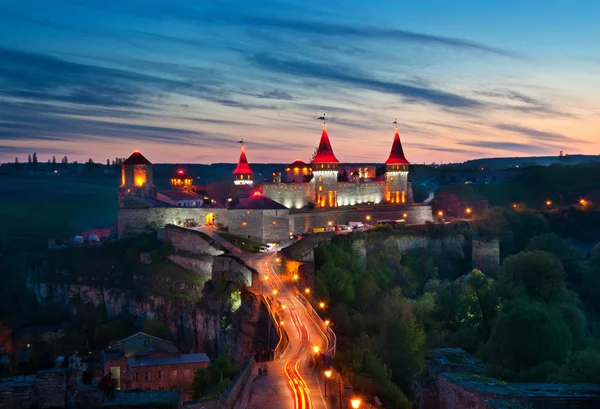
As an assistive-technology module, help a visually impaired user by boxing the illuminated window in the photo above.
[319,186,323,191]
[242,222,247,227]
[390,176,393,181]
[247,210,251,214]
[134,168,146,187]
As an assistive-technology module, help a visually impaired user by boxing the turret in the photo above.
[384,126,409,204]
[233,143,253,186]
[118,150,156,207]
[311,123,339,207]
[171,169,193,190]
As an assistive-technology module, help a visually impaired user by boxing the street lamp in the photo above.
[437,210,443,217]
[293,274,299,280]
[328,221,333,227]
[546,200,552,206]
[580,199,588,206]
[465,207,472,214]
[272,289,278,295]
[313,345,320,354]
[276,257,281,262]
[280,320,284,326]
[305,288,311,294]
[281,304,286,310]
[365,215,371,221]
[324,370,332,397]
[319,302,325,309]
[351,398,361,408]
[324,320,330,326]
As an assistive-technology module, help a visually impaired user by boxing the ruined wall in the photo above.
[289,205,433,234]
[472,239,500,277]
[118,207,206,238]
[163,225,224,256]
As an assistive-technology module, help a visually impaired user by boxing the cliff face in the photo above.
[26,268,262,362]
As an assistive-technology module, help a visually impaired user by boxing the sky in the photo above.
[0,0,599,165]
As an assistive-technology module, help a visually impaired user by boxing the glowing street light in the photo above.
[546,200,552,206]
[324,370,332,378]
[319,302,325,309]
[402,213,408,218]
[437,210,443,217]
[313,345,320,354]
[281,304,286,309]
[365,215,371,221]
[580,199,588,206]
[465,207,472,214]
[276,257,281,262]
[324,370,332,397]
[327,221,333,227]
[351,398,362,408]
[512,204,517,209]
[272,289,278,295]
[305,288,311,294]
[279,320,284,326]
[324,320,330,326]
[293,274,299,280]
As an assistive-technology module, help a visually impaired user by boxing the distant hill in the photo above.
[445,154,600,171]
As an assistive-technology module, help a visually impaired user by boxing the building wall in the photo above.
[117,207,206,238]
[262,183,311,209]
[312,168,338,208]
[289,205,433,234]
[228,209,290,243]
[104,359,208,400]
[385,169,409,204]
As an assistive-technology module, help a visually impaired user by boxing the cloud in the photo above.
[475,88,573,118]
[250,53,483,108]
[408,143,486,155]
[228,15,518,57]
[494,124,576,143]
[255,90,294,100]
[459,141,555,154]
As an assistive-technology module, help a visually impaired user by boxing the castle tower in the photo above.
[384,126,409,204]
[171,169,193,191]
[118,150,156,208]
[311,123,339,207]
[233,142,253,186]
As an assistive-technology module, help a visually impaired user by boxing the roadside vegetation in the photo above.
[313,206,600,408]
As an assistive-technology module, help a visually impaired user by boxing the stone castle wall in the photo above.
[263,183,311,209]
[289,205,433,234]
[163,225,224,256]
[472,238,500,277]
[337,181,385,206]
[118,207,206,238]
[228,209,290,244]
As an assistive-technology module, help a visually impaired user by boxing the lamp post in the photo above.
[324,370,331,397]
[351,398,361,408]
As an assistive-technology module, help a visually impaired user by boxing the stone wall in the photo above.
[437,373,518,409]
[164,225,224,256]
[118,208,206,238]
[289,205,433,234]
[337,181,385,206]
[0,368,104,409]
[262,183,311,210]
[472,239,500,277]
[228,209,290,244]
[212,255,256,288]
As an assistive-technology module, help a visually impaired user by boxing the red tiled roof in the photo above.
[385,128,409,165]
[312,124,339,164]
[233,145,253,175]
[123,151,152,165]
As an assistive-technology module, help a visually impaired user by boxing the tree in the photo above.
[14,157,18,164]
[462,269,499,339]
[52,156,56,166]
[498,250,569,303]
[142,318,171,340]
[480,298,572,374]
[32,152,38,167]
[527,233,583,282]
[87,158,94,164]
[28,154,31,164]
[190,368,211,399]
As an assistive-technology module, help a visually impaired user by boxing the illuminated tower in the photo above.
[384,125,409,204]
[171,169,193,191]
[311,123,339,208]
[233,142,253,186]
[118,150,156,207]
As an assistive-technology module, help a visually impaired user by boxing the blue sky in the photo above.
[0,0,599,164]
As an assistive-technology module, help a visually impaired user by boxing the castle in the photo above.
[116,124,433,242]
[237,123,413,209]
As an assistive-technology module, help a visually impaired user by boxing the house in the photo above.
[101,332,210,400]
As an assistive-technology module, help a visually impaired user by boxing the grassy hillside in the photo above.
[0,176,118,250]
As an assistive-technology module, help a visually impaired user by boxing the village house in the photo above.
[102,332,210,400]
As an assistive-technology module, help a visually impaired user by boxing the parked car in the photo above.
[259,246,268,252]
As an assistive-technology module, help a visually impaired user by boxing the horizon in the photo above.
[1,1,600,164]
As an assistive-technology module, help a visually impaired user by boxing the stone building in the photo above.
[118,150,157,208]
[261,124,413,209]
[102,332,210,400]
[229,192,290,243]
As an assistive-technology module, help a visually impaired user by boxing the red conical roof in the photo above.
[312,124,339,163]
[233,145,253,175]
[385,127,409,165]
